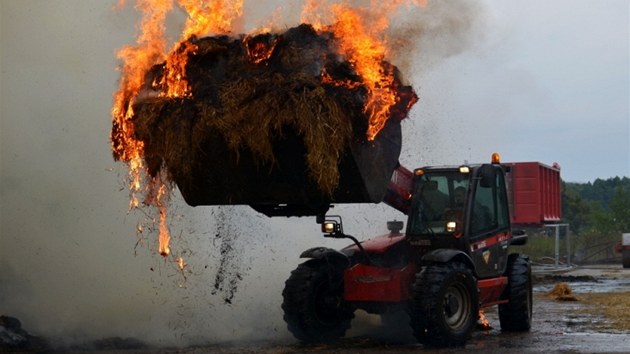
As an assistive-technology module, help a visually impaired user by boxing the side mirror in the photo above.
[510,229,528,245]
[479,164,496,188]
[513,229,526,236]
[387,220,404,233]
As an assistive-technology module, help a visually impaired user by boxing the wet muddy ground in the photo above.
[10,265,630,354]
[160,264,630,354]
[156,298,630,354]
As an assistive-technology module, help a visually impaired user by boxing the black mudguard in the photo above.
[300,247,350,268]
[421,249,475,271]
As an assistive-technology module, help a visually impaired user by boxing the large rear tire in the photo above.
[281,259,353,342]
[499,254,532,331]
[622,249,630,269]
[410,262,478,347]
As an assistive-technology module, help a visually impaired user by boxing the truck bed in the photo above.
[505,162,562,226]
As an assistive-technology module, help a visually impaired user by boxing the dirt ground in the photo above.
[8,264,630,354]
[127,265,630,353]
[167,294,630,354]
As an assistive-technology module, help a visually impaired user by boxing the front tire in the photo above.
[410,262,478,347]
[499,254,532,331]
[281,259,353,342]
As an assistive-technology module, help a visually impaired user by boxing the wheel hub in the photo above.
[444,285,469,328]
[445,293,460,317]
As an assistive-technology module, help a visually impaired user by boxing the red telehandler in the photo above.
[122,37,562,347]
[159,109,561,346]
[281,155,561,346]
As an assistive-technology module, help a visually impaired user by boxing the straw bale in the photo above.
[124,24,414,197]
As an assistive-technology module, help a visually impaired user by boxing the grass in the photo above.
[578,291,630,331]
[519,233,568,265]
[520,231,622,265]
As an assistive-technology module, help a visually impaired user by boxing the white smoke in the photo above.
[0,0,487,348]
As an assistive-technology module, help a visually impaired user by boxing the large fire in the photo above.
[310,1,425,140]
[111,0,424,257]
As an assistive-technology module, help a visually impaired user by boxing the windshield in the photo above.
[408,171,470,235]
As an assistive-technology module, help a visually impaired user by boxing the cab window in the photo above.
[470,168,509,237]
[409,172,470,235]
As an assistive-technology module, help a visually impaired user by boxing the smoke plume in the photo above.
[0,0,485,349]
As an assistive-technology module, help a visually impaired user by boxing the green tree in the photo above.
[609,185,630,233]
[561,182,591,234]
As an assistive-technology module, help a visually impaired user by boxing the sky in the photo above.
[0,0,629,347]
[400,1,630,182]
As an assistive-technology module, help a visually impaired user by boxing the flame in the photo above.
[244,34,279,65]
[111,0,172,212]
[156,181,171,256]
[112,0,244,257]
[157,0,245,98]
[306,1,426,140]
[178,0,243,38]
[478,310,492,330]
[158,41,196,98]
[112,1,424,256]
[154,0,245,99]
[328,5,392,140]
[176,256,187,271]
[320,69,362,90]
[112,0,172,257]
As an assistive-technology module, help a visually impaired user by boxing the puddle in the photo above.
[534,277,630,294]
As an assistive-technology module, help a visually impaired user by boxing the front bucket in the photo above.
[174,118,402,216]
[122,25,416,217]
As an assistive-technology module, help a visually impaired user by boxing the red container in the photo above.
[504,162,562,226]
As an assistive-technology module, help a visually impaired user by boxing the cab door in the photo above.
[467,165,511,278]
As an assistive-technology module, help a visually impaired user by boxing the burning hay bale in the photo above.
[116,24,417,211]
[547,282,579,302]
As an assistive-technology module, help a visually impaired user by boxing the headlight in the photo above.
[322,221,338,234]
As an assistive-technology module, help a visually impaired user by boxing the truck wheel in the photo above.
[499,254,532,331]
[623,250,630,269]
[410,262,478,347]
[281,259,353,342]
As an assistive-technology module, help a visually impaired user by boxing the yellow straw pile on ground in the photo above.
[547,282,579,301]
